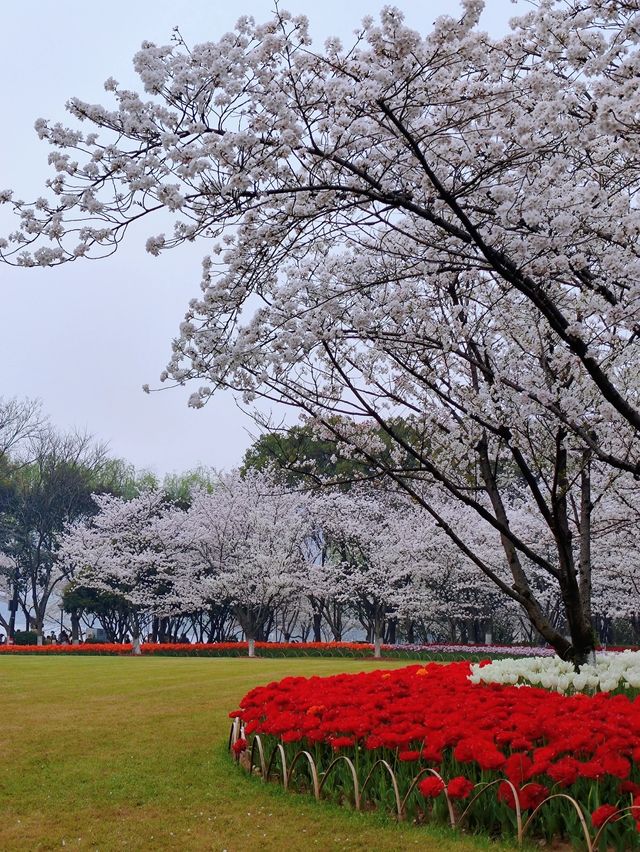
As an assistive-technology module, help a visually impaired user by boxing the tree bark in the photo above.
[71,609,80,645]
[477,435,578,662]
[386,618,397,645]
[131,619,142,655]
[578,448,593,623]
[7,585,18,641]
[551,432,595,668]
[373,610,384,659]
[312,611,322,643]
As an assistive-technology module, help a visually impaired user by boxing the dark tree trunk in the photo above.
[312,611,322,642]
[477,434,591,666]
[7,585,18,640]
[551,433,595,668]
[373,609,384,659]
[158,617,168,643]
[578,448,593,623]
[71,609,80,645]
[386,618,397,645]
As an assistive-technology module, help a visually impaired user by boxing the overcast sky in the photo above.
[0,1,513,476]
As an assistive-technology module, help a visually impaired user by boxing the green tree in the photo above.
[62,584,133,643]
[162,467,215,509]
[2,430,125,643]
[242,419,426,489]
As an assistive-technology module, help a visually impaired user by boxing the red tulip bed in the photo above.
[0,640,553,659]
[229,662,640,850]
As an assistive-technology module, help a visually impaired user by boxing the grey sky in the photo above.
[1,1,514,476]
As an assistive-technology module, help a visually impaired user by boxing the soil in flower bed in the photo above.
[232,662,640,848]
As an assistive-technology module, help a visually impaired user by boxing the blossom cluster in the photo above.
[233,663,640,844]
[469,650,640,694]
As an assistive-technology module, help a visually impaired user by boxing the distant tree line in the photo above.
[2,400,639,653]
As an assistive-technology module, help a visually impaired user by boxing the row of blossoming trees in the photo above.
[56,466,640,655]
[3,1,640,663]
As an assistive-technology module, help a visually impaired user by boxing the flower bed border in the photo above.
[228,718,636,850]
[0,640,556,659]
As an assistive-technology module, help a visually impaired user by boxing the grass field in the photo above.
[0,657,518,852]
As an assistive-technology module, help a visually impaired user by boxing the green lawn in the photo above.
[0,657,517,851]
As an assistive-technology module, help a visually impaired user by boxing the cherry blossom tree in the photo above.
[308,486,531,649]
[59,471,313,653]
[180,471,311,656]
[311,489,430,657]
[589,475,640,642]
[57,465,640,650]
[59,490,194,652]
[394,495,520,644]
[3,2,640,663]
[304,529,349,642]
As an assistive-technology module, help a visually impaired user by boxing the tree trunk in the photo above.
[312,611,322,643]
[477,434,583,664]
[71,610,80,645]
[386,618,397,645]
[373,635,382,659]
[406,620,415,644]
[560,584,594,669]
[552,433,595,668]
[472,619,483,644]
[458,620,468,644]
[373,610,384,659]
[131,619,142,655]
[7,585,18,641]
[578,448,593,624]
[35,616,43,646]
[158,616,168,643]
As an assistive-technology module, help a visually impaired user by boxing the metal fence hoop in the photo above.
[521,792,592,852]
[457,778,523,845]
[318,755,361,810]
[250,734,267,778]
[360,759,403,819]
[265,743,289,789]
[592,804,640,847]
[401,767,455,829]
[287,750,321,801]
